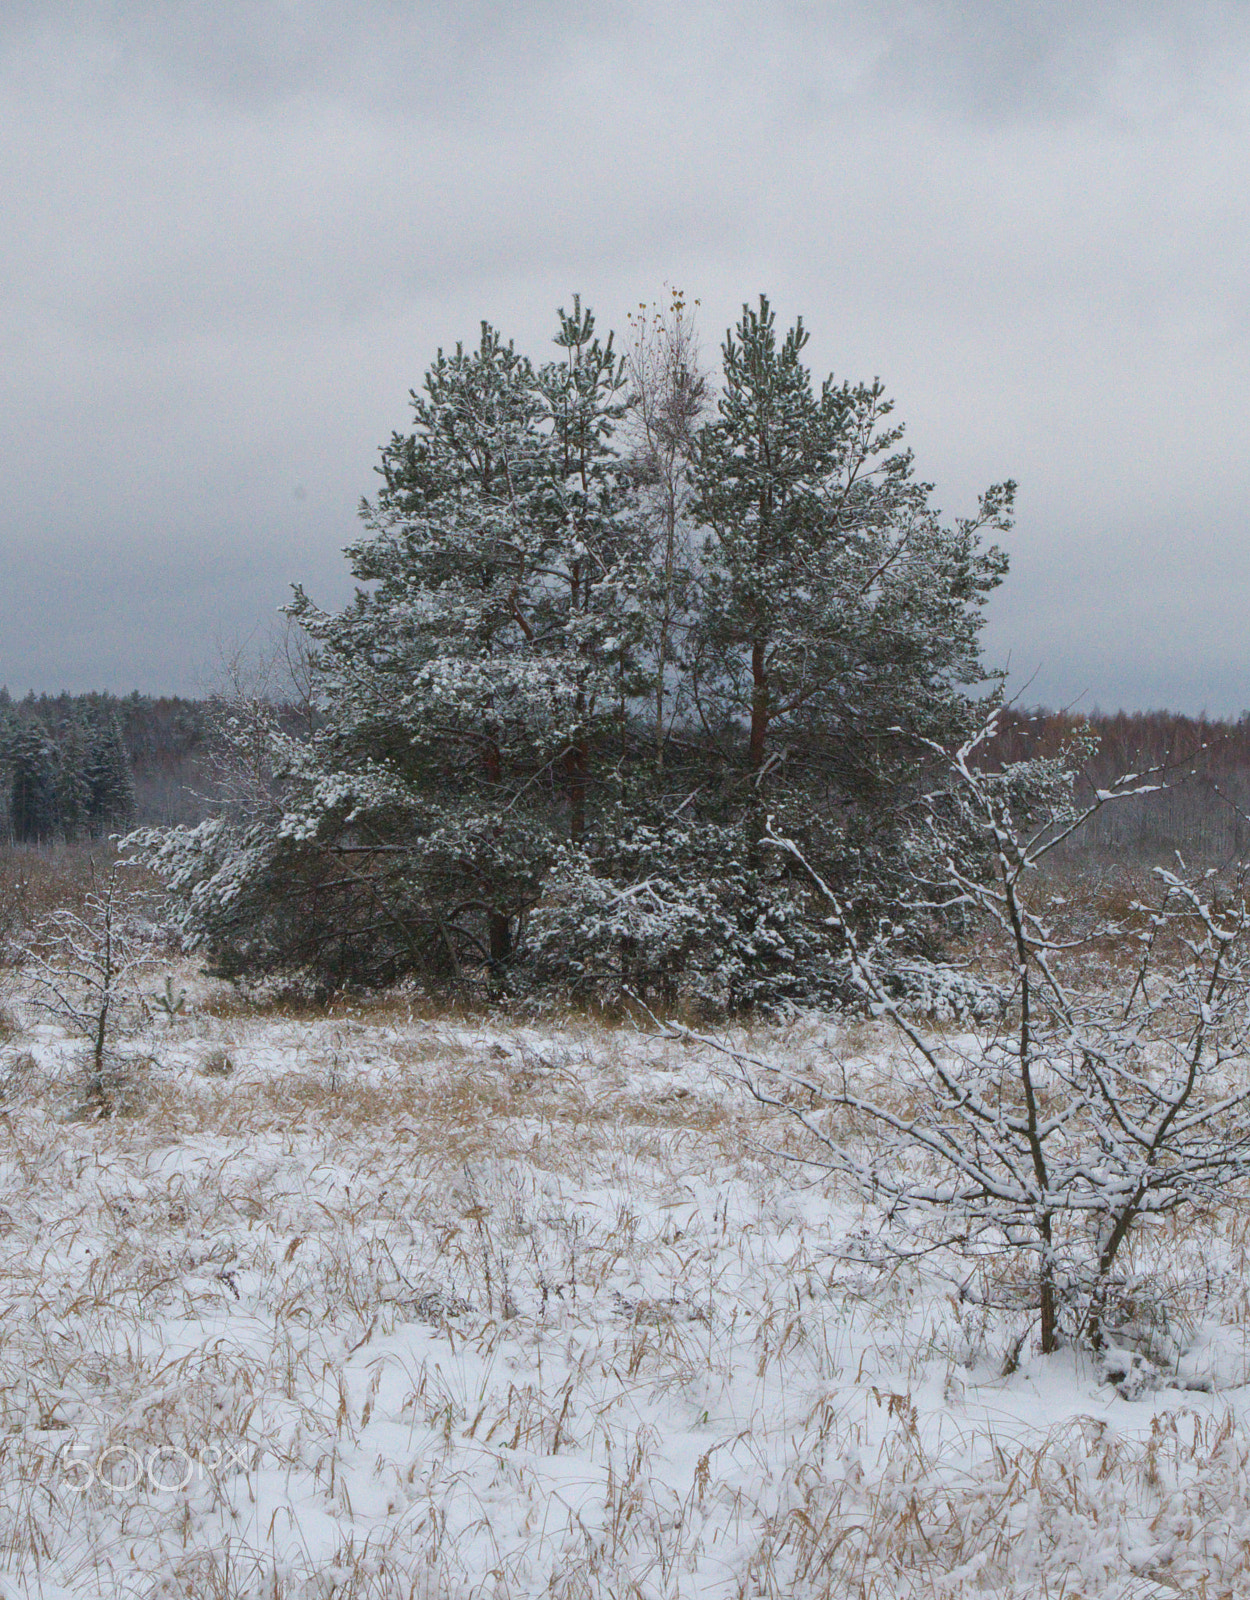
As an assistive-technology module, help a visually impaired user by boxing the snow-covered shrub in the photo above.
[129,766,551,994]
[526,818,840,1013]
[26,868,151,1115]
[709,713,1250,1354]
[875,958,1000,1020]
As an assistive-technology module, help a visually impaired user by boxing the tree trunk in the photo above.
[483,736,511,965]
[489,912,512,964]
[566,739,587,841]
[1038,1214,1057,1354]
[748,638,769,772]
[566,554,589,841]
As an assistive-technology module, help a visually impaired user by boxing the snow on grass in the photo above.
[0,976,1249,1596]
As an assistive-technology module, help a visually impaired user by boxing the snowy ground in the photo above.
[2,967,1250,1597]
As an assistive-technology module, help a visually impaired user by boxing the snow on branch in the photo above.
[659,713,1250,1355]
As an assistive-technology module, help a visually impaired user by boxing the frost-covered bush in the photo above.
[718,716,1250,1354]
[526,819,840,1013]
[131,764,550,993]
[874,958,1000,1021]
[27,868,151,1115]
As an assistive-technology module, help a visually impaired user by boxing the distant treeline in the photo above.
[0,689,209,842]
[3,691,1248,863]
[988,708,1250,865]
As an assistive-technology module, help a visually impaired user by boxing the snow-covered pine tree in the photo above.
[51,707,91,839]
[133,293,1013,1007]
[135,310,648,990]
[691,296,1011,802]
[529,297,651,839]
[688,298,1011,971]
[83,709,137,836]
[284,319,565,975]
[532,299,1015,1009]
[7,719,62,843]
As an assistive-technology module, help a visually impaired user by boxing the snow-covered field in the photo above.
[3,968,1250,1597]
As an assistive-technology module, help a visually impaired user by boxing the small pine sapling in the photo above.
[151,974,187,1020]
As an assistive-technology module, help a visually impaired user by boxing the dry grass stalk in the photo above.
[0,951,1244,1594]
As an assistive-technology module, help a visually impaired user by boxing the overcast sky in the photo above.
[2,1,1248,713]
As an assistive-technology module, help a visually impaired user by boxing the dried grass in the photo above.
[0,962,1244,1595]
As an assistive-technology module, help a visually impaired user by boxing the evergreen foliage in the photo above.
[131,294,1014,1008]
[83,710,138,834]
[691,298,1010,799]
[7,719,61,843]
[0,692,163,842]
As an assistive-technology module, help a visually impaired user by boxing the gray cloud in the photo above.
[1,1,1247,711]
[869,1,1250,122]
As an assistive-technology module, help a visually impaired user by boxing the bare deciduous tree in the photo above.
[625,287,708,772]
[28,868,148,1115]
[676,715,1250,1355]
[201,620,316,821]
